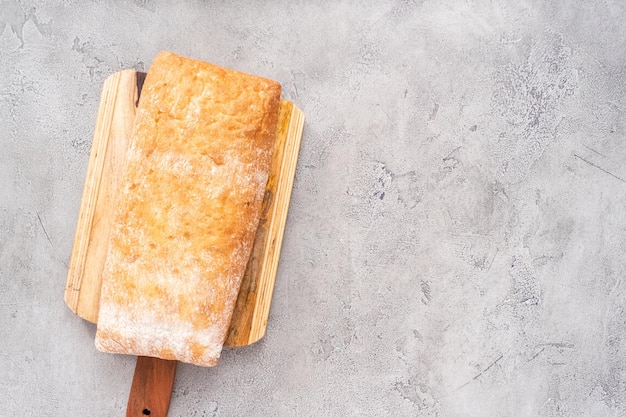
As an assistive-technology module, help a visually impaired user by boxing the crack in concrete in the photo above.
[573,154,626,184]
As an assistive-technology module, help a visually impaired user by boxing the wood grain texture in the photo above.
[65,70,140,323]
[64,70,304,347]
[126,357,177,417]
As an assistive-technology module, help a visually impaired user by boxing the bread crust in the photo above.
[94,51,281,366]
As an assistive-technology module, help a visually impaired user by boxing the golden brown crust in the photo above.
[94,51,281,366]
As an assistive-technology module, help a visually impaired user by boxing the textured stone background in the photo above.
[1,1,626,416]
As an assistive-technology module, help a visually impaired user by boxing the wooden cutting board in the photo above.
[64,69,304,348]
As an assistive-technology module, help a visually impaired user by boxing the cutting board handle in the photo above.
[126,357,177,417]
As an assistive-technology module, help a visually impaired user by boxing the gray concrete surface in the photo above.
[1,1,626,416]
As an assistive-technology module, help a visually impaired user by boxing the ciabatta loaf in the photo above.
[94,51,281,366]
